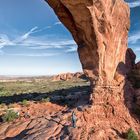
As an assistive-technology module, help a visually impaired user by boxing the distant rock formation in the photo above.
[52,72,86,81]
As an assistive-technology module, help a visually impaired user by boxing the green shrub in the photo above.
[2,110,19,122]
[20,99,28,106]
[0,87,4,92]
[127,128,138,140]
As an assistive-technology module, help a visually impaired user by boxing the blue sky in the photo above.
[0,0,139,76]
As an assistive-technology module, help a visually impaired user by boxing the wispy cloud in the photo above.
[54,21,62,25]
[15,26,52,43]
[127,0,140,8]
[0,23,77,56]
[20,26,38,41]
[0,34,14,48]
[135,47,140,51]
[0,33,77,52]
[128,31,140,44]
[65,46,77,53]
[6,52,61,57]
[0,20,65,50]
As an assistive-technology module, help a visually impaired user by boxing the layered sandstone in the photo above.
[46,0,130,86]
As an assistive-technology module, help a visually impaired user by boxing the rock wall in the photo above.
[46,0,130,86]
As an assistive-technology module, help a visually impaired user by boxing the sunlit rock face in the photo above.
[46,0,130,87]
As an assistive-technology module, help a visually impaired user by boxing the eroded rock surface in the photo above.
[46,0,130,86]
[0,87,139,140]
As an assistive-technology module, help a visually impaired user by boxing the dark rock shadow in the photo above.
[0,85,91,108]
[116,48,140,121]
[5,128,32,140]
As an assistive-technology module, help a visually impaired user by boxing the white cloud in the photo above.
[0,18,65,48]
[19,37,76,49]
[0,23,77,57]
[128,1,140,8]
[0,21,65,49]
[134,47,140,51]
[20,26,38,41]
[128,31,140,44]
[0,34,14,48]
[136,57,140,62]
[54,21,62,25]
[65,46,77,53]
[15,26,52,42]
[32,26,52,33]
[134,48,140,61]
[7,52,60,57]
[2,35,76,50]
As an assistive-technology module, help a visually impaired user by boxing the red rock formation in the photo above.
[46,0,130,87]
[45,0,140,139]
[53,73,74,81]
[135,89,140,107]
[52,72,86,81]
[136,61,140,69]
[134,61,140,107]
[125,48,136,72]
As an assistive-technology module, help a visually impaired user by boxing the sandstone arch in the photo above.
[46,0,130,87]
[45,0,140,139]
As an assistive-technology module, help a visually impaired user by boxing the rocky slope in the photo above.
[0,86,91,140]
[0,76,139,139]
[0,83,139,140]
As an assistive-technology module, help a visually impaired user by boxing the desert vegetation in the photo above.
[0,77,90,118]
[0,77,89,97]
